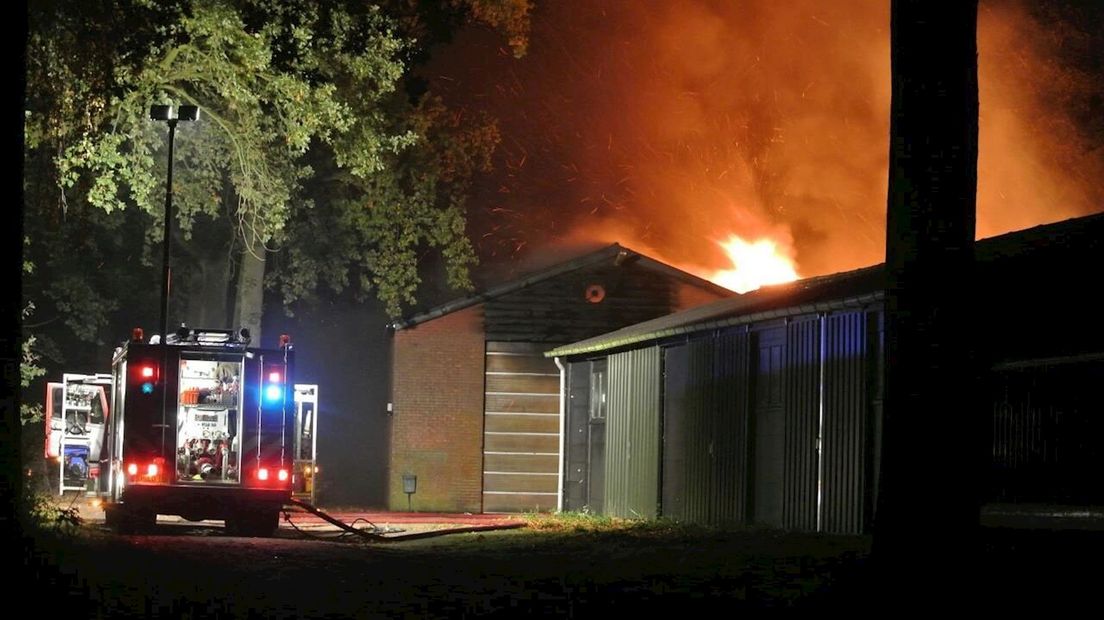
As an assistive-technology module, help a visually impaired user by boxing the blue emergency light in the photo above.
[265,384,282,402]
[264,370,283,402]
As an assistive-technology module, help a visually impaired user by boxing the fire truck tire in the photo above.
[226,509,279,537]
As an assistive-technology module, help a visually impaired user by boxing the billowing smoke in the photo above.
[977,1,1104,239]
[425,0,1104,285]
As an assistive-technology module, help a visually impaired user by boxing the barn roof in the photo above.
[546,213,1104,357]
[391,243,733,330]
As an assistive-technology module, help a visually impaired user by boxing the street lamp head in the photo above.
[149,104,201,122]
[149,104,173,121]
[176,104,200,121]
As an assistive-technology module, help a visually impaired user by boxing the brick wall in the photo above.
[388,305,485,512]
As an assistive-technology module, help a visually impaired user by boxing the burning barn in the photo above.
[547,214,1104,534]
[387,243,732,513]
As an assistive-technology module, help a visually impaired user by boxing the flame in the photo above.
[710,235,800,293]
[553,218,799,295]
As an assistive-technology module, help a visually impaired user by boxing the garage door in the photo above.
[484,342,561,512]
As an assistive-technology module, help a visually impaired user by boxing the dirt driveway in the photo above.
[25,517,870,617]
[20,498,1104,617]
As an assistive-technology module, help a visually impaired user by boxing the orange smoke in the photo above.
[427,1,1104,282]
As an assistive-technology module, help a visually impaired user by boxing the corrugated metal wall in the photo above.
[821,312,869,534]
[574,310,881,534]
[605,347,662,518]
[712,331,752,523]
[752,326,786,527]
[662,332,750,524]
[783,318,820,531]
[661,344,689,518]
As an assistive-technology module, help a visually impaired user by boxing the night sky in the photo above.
[282,0,1104,508]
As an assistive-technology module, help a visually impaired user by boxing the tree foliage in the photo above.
[24,0,522,357]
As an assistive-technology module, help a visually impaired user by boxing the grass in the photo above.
[520,509,647,532]
[518,509,794,537]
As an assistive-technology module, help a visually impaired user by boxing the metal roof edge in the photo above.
[545,291,884,358]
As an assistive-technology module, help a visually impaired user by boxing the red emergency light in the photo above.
[127,463,138,476]
[257,468,269,481]
[268,371,281,383]
[277,469,289,482]
[141,366,155,378]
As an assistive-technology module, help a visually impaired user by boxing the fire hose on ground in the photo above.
[282,498,526,542]
[284,498,390,541]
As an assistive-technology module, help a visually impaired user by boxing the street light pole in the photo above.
[149,104,200,341]
[150,104,199,460]
[159,118,177,342]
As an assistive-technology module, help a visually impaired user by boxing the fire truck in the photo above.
[99,325,301,536]
[45,373,113,493]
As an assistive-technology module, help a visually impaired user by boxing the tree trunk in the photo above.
[234,249,265,347]
[182,254,233,330]
[875,0,980,605]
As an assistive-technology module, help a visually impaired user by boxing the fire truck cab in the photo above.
[101,326,296,536]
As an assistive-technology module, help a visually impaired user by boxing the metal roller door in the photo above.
[483,342,561,512]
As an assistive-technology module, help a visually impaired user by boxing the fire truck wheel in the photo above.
[226,509,279,538]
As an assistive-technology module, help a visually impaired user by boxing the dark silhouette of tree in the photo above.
[3,0,28,547]
[875,0,980,605]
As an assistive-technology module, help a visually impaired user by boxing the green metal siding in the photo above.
[662,332,750,524]
[752,326,786,527]
[712,331,752,523]
[661,344,690,519]
[783,318,820,531]
[605,347,662,518]
[822,312,870,534]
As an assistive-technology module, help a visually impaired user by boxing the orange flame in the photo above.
[709,235,800,293]
[553,219,800,295]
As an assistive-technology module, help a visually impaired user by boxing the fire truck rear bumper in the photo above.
[120,484,290,521]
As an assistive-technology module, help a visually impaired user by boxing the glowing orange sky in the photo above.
[425,1,1104,287]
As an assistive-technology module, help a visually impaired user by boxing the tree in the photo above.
[23,0,526,369]
[875,0,979,606]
